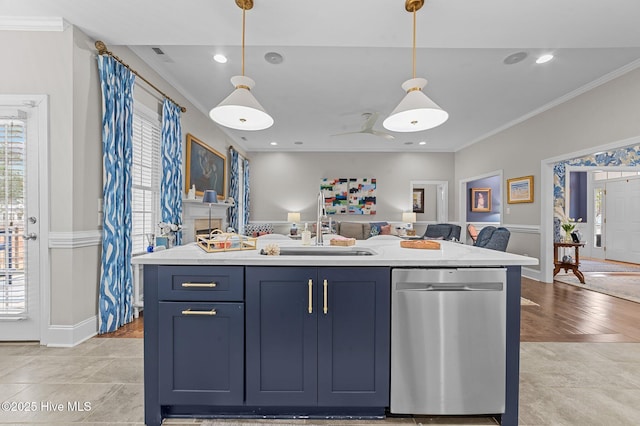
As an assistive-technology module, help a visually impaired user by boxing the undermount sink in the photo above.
[260,247,377,256]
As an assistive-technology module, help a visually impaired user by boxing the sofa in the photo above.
[244,223,275,237]
[335,221,391,240]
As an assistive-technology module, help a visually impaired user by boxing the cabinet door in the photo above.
[158,302,244,405]
[246,267,318,406]
[317,267,390,407]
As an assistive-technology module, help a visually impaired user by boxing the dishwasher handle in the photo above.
[396,282,503,292]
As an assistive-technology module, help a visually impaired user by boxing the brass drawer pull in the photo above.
[323,279,328,314]
[181,308,217,316]
[181,282,217,288]
[308,279,313,314]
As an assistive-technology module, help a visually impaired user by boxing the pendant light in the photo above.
[383,0,448,132]
[209,0,274,131]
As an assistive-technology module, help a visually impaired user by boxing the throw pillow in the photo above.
[380,224,391,235]
[369,221,389,238]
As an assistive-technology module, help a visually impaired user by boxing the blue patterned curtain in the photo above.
[97,55,135,334]
[161,99,183,245]
[229,148,240,231]
[243,157,250,230]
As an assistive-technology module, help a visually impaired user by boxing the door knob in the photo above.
[22,232,37,240]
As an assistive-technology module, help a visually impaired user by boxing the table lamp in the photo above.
[402,212,417,236]
[202,190,218,238]
[287,212,301,235]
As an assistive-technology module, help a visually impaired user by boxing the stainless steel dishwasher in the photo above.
[390,268,506,415]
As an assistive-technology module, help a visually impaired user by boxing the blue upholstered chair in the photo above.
[475,226,511,251]
[423,224,462,241]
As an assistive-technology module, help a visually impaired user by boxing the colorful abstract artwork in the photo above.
[321,178,376,215]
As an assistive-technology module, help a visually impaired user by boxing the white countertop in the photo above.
[132,237,539,267]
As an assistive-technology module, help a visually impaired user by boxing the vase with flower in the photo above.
[555,206,582,243]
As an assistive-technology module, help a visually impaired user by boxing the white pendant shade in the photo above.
[209,75,274,131]
[383,78,448,132]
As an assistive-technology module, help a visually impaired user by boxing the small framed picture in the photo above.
[507,175,534,204]
[412,188,425,213]
[471,188,491,212]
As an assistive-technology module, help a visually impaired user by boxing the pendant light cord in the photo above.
[241,5,246,76]
[412,6,417,79]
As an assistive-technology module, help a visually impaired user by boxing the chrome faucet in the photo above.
[316,192,325,246]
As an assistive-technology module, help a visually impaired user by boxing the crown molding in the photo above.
[458,57,640,152]
[0,16,66,32]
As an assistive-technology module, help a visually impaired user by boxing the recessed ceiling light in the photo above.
[213,54,228,64]
[264,52,284,65]
[270,141,278,146]
[536,54,554,64]
[419,141,427,145]
[503,51,528,65]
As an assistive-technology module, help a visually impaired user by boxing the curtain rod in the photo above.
[95,40,187,113]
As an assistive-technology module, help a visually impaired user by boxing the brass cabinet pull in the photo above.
[181,308,217,316]
[181,282,217,288]
[323,279,328,314]
[308,279,313,314]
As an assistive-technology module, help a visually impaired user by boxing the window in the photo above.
[131,106,161,254]
[0,118,26,316]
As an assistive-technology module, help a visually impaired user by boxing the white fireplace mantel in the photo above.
[182,199,233,243]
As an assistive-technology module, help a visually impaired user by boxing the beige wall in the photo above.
[249,151,455,233]
[455,66,640,273]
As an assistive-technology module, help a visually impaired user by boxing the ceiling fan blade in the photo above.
[371,130,395,140]
[331,131,361,137]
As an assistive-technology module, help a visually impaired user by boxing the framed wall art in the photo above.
[471,188,492,212]
[185,133,226,199]
[412,188,425,213]
[507,175,534,204]
[320,178,376,215]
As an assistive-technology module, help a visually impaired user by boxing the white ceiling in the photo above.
[3,0,640,152]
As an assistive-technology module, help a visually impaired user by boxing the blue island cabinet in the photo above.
[245,266,390,416]
[144,265,245,426]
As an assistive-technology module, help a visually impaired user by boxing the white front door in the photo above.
[605,177,640,264]
[0,100,42,341]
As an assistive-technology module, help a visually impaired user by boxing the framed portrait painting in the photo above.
[412,188,425,213]
[185,133,226,200]
[507,175,534,204]
[471,188,491,212]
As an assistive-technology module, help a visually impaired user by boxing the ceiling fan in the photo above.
[332,112,395,140]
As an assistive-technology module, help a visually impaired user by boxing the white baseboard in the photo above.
[522,266,543,283]
[46,315,97,347]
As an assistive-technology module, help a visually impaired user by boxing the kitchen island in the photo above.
[134,238,538,426]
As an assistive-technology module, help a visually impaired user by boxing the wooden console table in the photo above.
[553,242,586,283]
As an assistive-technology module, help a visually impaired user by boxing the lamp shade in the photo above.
[402,212,417,223]
[287,212,301,223]
[202,190,218,204]
[383,78,449,132]
[209,75,274,131]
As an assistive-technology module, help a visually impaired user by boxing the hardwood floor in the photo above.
[99,276,640,343]
[521,276,640,342]
[96,313,144,338]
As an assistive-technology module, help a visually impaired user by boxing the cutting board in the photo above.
[400,239,441,250]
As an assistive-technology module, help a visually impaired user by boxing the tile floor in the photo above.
[1,338,640,425]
